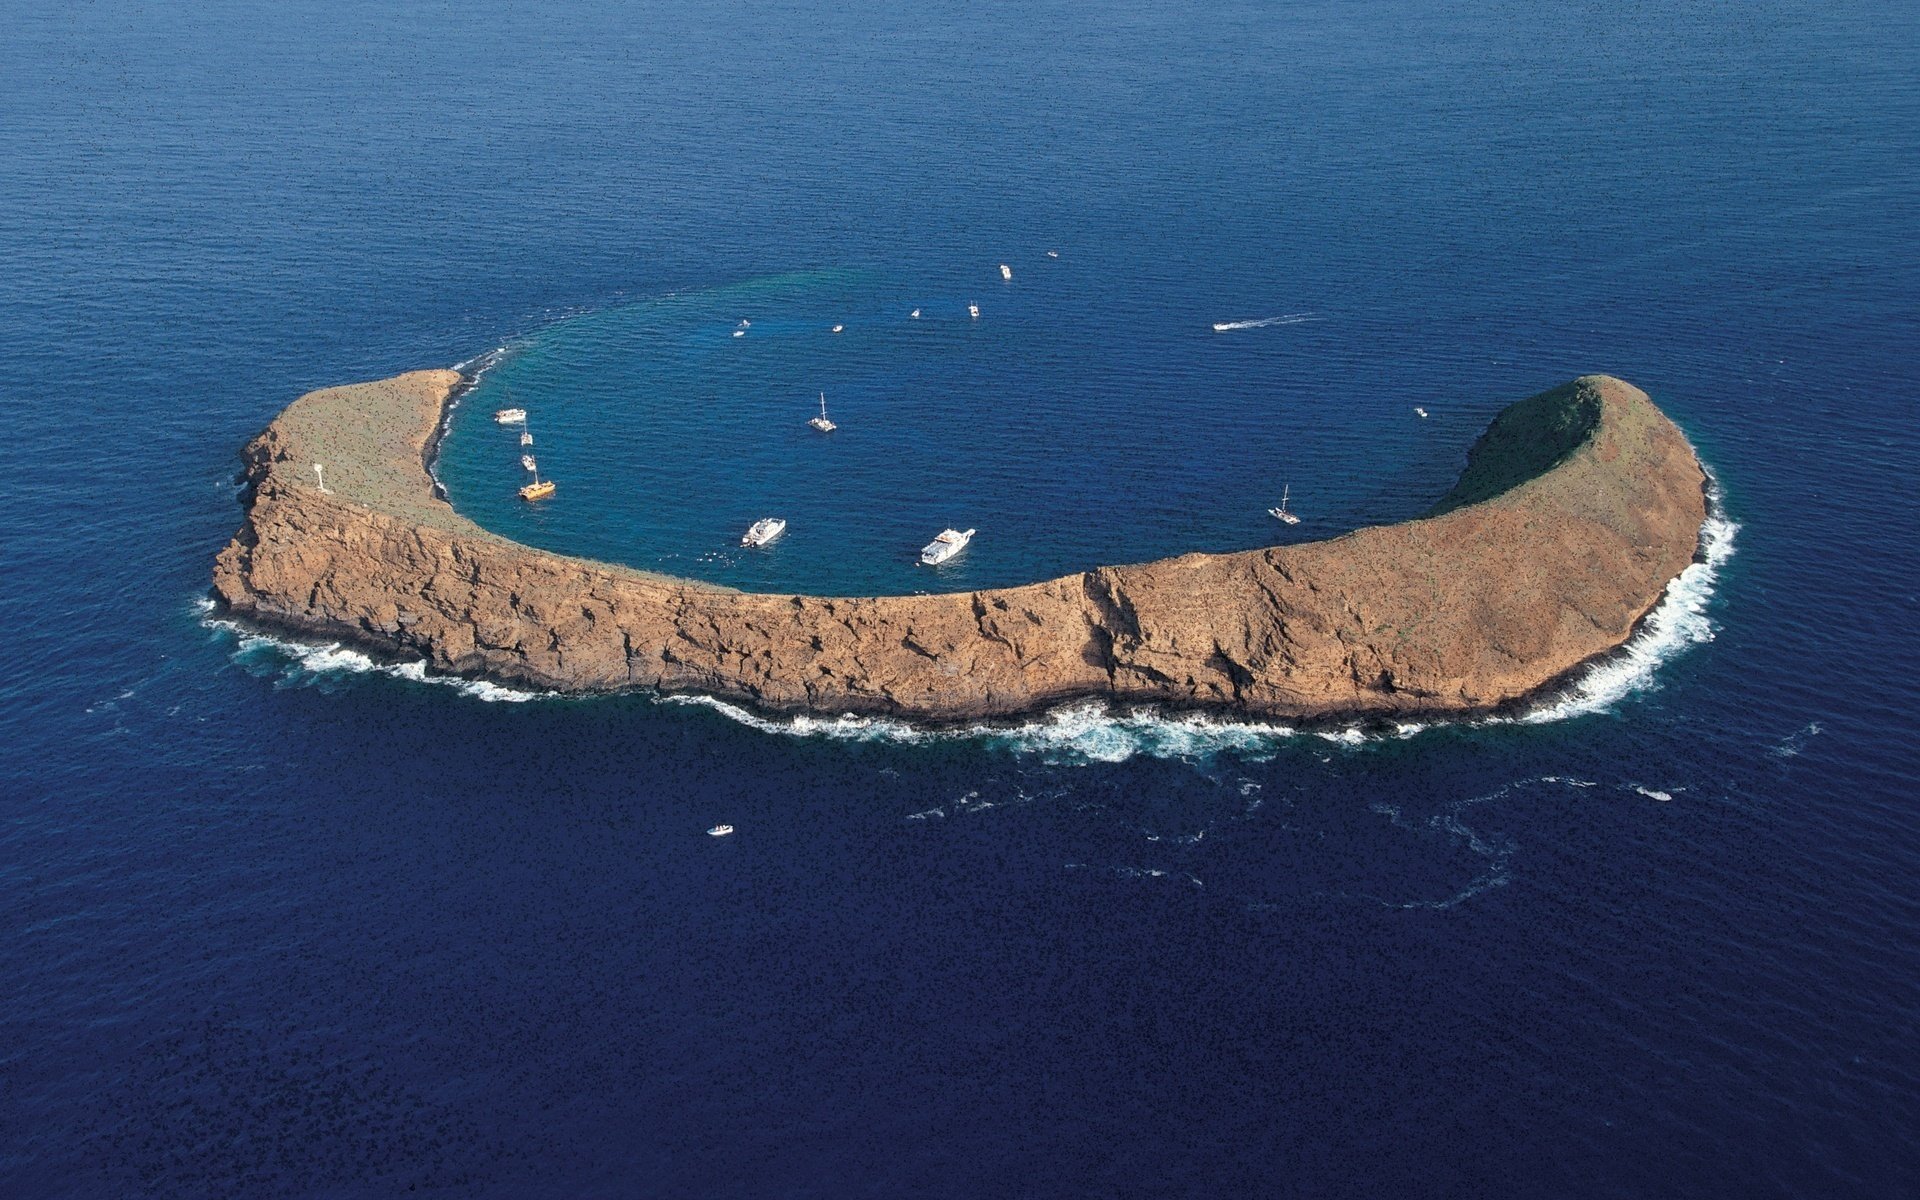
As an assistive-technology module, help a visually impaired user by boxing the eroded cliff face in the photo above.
[212,370,1708,722]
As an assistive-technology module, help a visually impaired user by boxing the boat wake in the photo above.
[1210,312,1319,332]
[198,471,1735,762]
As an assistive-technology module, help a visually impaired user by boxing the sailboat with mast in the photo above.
[519,450,554,501]
[808,392,836,432]
[1268,485,1299,525]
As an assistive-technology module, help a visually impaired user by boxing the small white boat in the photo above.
[732,329,745,338]
[494,407,527,424]
[808,392,836,433]
[968,303,980,320]
[1269,485,1301,525]
[911,308,921,319]
[999,263,1013,281]
[520,431,533,446]
[831,323,844,334]
[1210,322,1233,332]
[1415,407,1429,418]
[520,454,537,471]
[741,517,787,547]
[737,319,751,328]
[708,824,735,837]
[1046,250,1059,258]
[920,527,975,565]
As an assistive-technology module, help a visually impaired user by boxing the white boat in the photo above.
[920,527,975,565]
[999,263,1013,281]
[737,319,751,328]
[708,824,734,837]
[968,303,980,320]
[1046,250,1059,258]
[520,431,533,446]
[911,308,921,319]
[1415,407,1429,418]
[732,329,745,338]
[808,392,836,432]
[1269,485,1301,525]
[741,517,787,547]
[1210,322,1233,332]
[520,454,537,472]
[494,407,527,424]
[831,324,844,333]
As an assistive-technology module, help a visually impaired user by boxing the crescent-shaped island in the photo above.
[212,369,1709,723]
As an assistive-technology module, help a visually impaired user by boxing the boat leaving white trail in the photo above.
[1210,312,1319,332]
[741,517,787,547]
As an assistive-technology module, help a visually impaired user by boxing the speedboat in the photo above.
[999,264,1013,281]
[1046,250,1059,258]
[831,324,844,333]
[808,392,836,432]
[741,517,787,547]
[732,329,745,338]
[708,824,734,837]
[1210,322,1233,332]
[920,527,975,565]
[494,407,527,424]
[911,308,921,319]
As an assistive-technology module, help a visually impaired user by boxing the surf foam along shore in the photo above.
[211,369,1710,724]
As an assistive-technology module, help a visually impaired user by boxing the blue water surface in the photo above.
[4,1,1919,1196]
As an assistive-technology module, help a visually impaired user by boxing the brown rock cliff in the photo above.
[212,370,1708,722]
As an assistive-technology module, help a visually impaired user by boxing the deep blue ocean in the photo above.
[5,1,1919,1195]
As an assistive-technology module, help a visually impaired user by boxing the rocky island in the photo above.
[213,370,1708,722]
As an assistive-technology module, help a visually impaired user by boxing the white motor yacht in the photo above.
[494,407,527,424]
[708,824,735,837]
[920,527,975,565]
[741,517,787,547]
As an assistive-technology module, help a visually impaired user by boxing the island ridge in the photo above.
[212,370,1709,722]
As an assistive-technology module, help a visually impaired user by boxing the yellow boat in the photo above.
[519,479,555,502]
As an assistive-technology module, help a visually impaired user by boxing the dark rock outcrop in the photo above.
[213,370,1708,722]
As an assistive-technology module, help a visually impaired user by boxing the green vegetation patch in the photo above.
[1427,379,1603,515]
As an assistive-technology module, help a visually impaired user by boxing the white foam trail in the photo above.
[1210,312,1319,332]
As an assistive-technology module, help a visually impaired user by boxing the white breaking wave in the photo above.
[195,466,1734,761]
[1499,474,1737,726]
[1210,312,1319,332]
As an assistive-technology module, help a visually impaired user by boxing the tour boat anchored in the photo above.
[968,303,980,320]
[494,407,527,424]
[808,393,836,432]
[920,528,975,565]
[741,517,787,547]
[707,824,734,837]
[520,454,537,472]
[519,452,554,501]
[1268,485,1300,525]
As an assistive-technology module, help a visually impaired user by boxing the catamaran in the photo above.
[808,392,836,432]
[742,517,786,546]
[920,528,975,565]
[1268,485,1300,525]
[519,451,554,501]
[494,407,527,424]
[968,303,980,319]
[520,430,533,445]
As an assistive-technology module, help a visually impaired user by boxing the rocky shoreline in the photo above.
[212,370,1709,722]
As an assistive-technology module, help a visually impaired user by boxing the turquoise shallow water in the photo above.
[438,265,1482,596]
